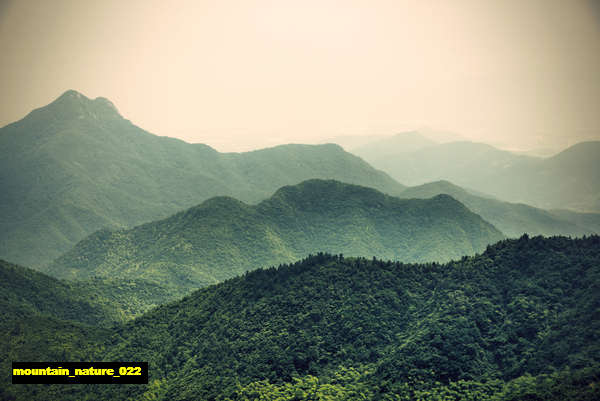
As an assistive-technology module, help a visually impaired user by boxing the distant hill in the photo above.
[46,180,503,294]
[549,209,600,234]
[326,129,463,151]
[353,140,536,187]
[351,131,437,161]
[8,235,599,400]
[400,180,596,237]
[488,141,600,211]
[0,90,404,267]
[351,139,600,212]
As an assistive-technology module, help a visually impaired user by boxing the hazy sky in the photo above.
[1,0,599,152]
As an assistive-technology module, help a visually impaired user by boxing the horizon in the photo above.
[1,0,600,152]
[11,87,597,158]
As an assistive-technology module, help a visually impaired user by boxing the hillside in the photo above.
[400,180,596,237]
[0,259,123,327]
[350,139,600,212]
[7,235,599,400]
[46,180,503,294]
[0,90,403,267]
[0,259,175,328]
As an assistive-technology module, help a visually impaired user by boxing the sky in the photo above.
[1,0,599,152]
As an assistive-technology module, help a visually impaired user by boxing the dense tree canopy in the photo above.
[4,235,598,400]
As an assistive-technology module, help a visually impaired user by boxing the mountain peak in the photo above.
[42,89,122,120]
[57,89,87,101]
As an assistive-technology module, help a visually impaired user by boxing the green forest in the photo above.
[2,90,599,401]
[3,235,599,400]
[44,180,503,300]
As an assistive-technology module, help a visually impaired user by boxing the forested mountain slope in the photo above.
[46,180,503,294]
[0,90,403,267]
[6,235,598,400]
[0,259,122,327]
[400,180,596,237]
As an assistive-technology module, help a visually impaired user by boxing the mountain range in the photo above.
[0,90,403,268]
[45,179,503,297]
[399,180,598,238]
[2,89,599,401]
[352,133,600,212]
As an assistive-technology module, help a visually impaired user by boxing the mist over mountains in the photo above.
[399,180,597,238]
[0,90,403,267]
[351,131,600,212]
[2,89,599,401]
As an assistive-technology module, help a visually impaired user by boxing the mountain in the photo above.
[487,141,600,211]
[351,139,600,212]
[326,129,463,151]
[45,180,504,294]
[549,209,600,234]
[0,90,404,268]
[7,235,599,400]
[400,180,596,237]
[353,140,536,187]
[351,131,437,161]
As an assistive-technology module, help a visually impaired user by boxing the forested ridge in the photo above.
[46,179,503,299]
[4,235,599,400]
[400,180,598,237]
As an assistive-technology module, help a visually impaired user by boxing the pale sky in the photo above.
[1,0,599,152]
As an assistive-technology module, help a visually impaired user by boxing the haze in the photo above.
[1,0,599,152]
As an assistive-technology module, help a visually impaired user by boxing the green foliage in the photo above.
[4,236,600,400]
[230,366,374,400]
[0,90,404,267]
[47,180,504,296]
[0,259,123,327]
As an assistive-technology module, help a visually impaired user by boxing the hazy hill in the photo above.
[0,90,404,267]
[351,139,600,212]
[488,141,600,211]
[549,209,600,234]
[400,180,596,237]
[326,128,463,151]
[353,140,535,187]
[46,180,503,294]
[9,235,599,400]
[351,131,437,160]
